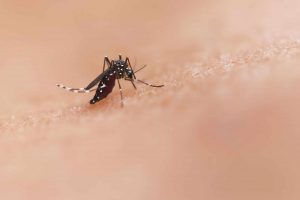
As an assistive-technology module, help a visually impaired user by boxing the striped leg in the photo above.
[56,84,96,93]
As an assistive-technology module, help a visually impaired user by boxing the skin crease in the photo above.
[0,0,300,199]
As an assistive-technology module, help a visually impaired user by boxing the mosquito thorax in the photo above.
[111,60,128,79]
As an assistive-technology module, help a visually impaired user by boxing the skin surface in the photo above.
[0,0,300,199]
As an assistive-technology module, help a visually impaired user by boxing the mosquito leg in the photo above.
[137,79,164,87]
[119,54,122,60]
[124,78,137,89]
[124,78,164,87]
[117,79,124,107]
[56,84,97,93]
[103,56,111,72]
[84,57,112,90]
[134,65,147,74]
[130,80,137,89]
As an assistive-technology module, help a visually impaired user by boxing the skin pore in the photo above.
[1,0,300,199]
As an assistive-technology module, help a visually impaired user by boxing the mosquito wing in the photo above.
[84,72,107,90]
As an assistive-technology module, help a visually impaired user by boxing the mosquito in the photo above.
[56,55,164,106]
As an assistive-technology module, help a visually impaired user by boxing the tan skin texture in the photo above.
[1,0,300,199]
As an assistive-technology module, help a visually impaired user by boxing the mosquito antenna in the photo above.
[136,79,164,87]
[134,65,147,74]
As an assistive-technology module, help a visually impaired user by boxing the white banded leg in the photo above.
[56,84,97,93]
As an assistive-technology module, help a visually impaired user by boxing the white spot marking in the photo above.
[100,84,106,88]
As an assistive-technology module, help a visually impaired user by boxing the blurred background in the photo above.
[0,0,300,199]
[2,0,300,115]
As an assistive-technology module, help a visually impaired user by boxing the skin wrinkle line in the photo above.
[1,39,300,134]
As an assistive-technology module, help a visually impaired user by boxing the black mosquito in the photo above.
[56,55,164,106]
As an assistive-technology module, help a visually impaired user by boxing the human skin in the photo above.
[0,0,300,199]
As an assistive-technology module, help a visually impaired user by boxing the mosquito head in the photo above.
[126,68,134,79]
